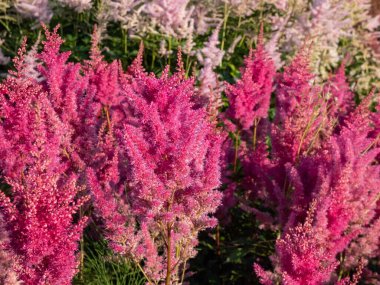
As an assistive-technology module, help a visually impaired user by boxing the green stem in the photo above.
[252,118,260,150]
[79,206,84,282]
[233,130,240,173]
[168,37,172,66]
[220,3,229,52]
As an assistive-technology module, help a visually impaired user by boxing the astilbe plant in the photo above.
[257,94,380,284]
[222,36,380,283]
[0,39,88,285]
[246,47,329,226]
[220,27,276,224]
[83,45,223,283]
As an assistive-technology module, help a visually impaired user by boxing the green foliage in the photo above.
[188,207,277,285]
[73,237,146,285]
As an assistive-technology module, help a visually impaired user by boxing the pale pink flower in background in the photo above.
[159,39,173,56]
[22,35,44,82]
[57,0,92,12]
[98,0,145,34]
[14,0,52,23]
[268,0,288,10]
[145,0,195,38]
[221,0,259,17]
[270,0,379,74]
[266,13,291,68]
[196,25,225,118]
[192,3,220,35]
[0,48,10,65]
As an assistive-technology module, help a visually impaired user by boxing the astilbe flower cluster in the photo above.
[85,46,223,283]
[30,26,223,283]
[145,0,195,38]
[2,17,379,284]
[0,39,87,285]
[255,203,338,285]
[324,57,354,120]
[269,0,379,73]
[223,34,380,284]
[226,26,275,131]
[34,25,131,263]
[219,0,288,17]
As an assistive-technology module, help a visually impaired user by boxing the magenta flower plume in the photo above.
[0,40,87,285]
[275,46,315,124]
[254,204,336,285]
[37,24,84,126]
[226,24,275,131]
[275,209,338,285]
[325,56,354,119]
[270,46,327,169]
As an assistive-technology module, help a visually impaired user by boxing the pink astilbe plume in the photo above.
[275,46,315,124]
[36,26,135,264]
[253,204,337,285]
[325,56,354,119]
[278,131,379,283]
[0,40,87,285]
[253,48,329,226]
[274,203,338,285]
[37,25,127,172]
[88,49,223,283]
[226,24,275,131]
[34,26,144,281]
[270,47,327,170]
[38,24,84,127]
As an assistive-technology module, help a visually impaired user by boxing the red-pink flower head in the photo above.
[325,55,354,119]
[226,25,276,130]
[275,45,314,124]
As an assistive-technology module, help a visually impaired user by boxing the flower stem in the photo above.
[165,224,172,285]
